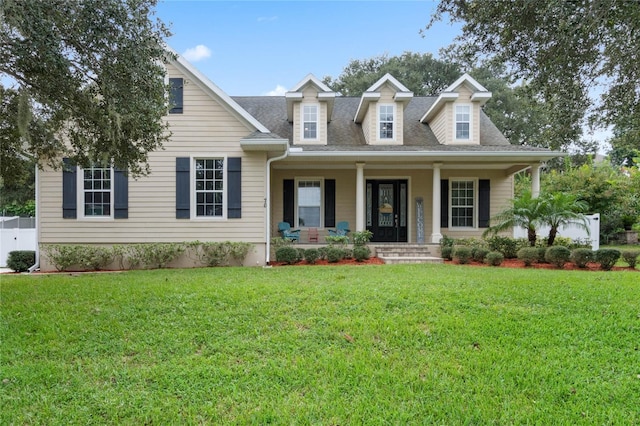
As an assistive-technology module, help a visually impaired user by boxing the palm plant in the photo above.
[542,192,590,246]
[483,190,546,246]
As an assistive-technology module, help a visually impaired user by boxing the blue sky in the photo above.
[156,1,461,96]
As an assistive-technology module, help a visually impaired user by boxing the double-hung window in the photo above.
[455,105,470,140]
[302,105,318,140]
[194,158,225,218]
[81,166,112,218]
[378,105,394,140]
[297,179,322,227]
[450,180,475,228]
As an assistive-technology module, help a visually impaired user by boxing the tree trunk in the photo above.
[527,227,537,246]
[548,227,558,246]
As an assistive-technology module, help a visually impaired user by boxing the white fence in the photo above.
[514,213,600,251]
[1,217,37,267]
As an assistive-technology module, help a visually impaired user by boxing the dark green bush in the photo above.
[326,247,345,263]
[441,246,453,260]
[304,248,320,264]
[453,246,472,264]
[471,247,489,262]
[353,246,371,262]
[570,248,593,268]
[275,246,299,264]
[537,247,548,263]
[485,251,504,266]
[486,236,525,259]
[595,249,621,271]
[7,250,35,272]
[517,247,539,267]
[317,246,328,260]
[296,248,306,262]
[621,250,639,268]
[545,246,571,269]
[440,235,455,248]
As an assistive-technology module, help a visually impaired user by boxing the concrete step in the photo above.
[380,256,444,265]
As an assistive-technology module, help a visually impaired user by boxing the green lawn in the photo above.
[2,265,639,424]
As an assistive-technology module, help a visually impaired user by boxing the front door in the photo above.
[366,180,408,242]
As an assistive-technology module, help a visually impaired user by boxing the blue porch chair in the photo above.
[328,221,350,237]
[278,222,300,242]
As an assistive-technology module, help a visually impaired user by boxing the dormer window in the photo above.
[379,104,395,140]
[455,105,471,140]
[302,105,318,140]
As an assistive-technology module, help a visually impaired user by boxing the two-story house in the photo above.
[36,52,562,269]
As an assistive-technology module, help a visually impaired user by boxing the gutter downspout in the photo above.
[28,165,39,273]
[265,144,289,265]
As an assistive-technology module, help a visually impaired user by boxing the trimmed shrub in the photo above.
[517,247,539,267]
[317,246,328,260]
[190,241,252,267]
[441,246,453,261]
[595,249,621,271]
[536,247,548,263]
[296,248,306,262]
[326,246,346,263]
[7,250,35,272]
[304,248,320,264]
[275,246,299,264]
[43,244,114,271]
[471,247,489,263]
[485,251,504,266]
[486,236,525,259]
[621,250,639,268]
[127,243,184,269]
[453,246,472,264]
[545,246,571,269]
[353,245,371,262]
[570,248,593,269]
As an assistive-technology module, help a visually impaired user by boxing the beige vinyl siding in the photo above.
[430,105,449,144]
[39,63,267,245]
[362,109,371,144]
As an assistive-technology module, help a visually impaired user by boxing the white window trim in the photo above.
[300,104,319,141]
[377,104,396,142]
[294,177,324,229]
[453,104,472,142]
[77,165,114,220]
[190,154,228,220]
[449,178,477,229]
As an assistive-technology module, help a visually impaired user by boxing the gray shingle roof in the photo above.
[232,96,551,153]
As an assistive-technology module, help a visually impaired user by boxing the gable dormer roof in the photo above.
[285,73,336,122]
[420,73,492,123]
[354,73,414,123]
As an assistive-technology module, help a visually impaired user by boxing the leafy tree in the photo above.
[0,0,173,182]
[427,0,640,153]
[542,193,589,246]
[323,52,461,97]
[484,190,546,247]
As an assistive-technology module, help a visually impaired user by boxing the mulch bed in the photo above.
[445,258,637,272]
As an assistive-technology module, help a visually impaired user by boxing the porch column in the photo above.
[431,162,443,243]
[355,162,365,232]
[531,163,541,198]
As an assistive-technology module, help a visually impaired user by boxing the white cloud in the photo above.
[257,16,278,22]
[182,44,212,62]
[264,85,287,96]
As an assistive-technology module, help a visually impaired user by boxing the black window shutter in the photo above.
[169,78,183,114]
[324,179,336,228]
[440,179,449,228]
[478,179,490,228]
[62,158,77,219]
[114,168,128,219]
[176,157,190,219]
[227,157,242,218]
[283,179,294,226]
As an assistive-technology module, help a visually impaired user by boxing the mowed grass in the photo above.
[2,265,639,424]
